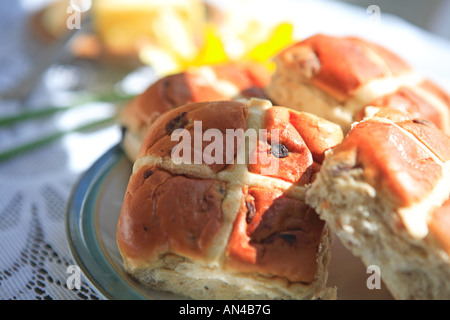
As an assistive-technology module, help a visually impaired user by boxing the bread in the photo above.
[117,98,343,300]
[306,108,450,299]
[120,62,271,161]
[266,34,450,134]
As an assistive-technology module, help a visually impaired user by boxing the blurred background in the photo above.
[337,0,450,40]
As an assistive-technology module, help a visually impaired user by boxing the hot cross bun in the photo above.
[306,108,450,299]
[117,98,343,299]
[120,62,271,161]
[266,34,450,134]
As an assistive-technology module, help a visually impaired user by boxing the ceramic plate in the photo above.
[66,144,394,300]
[66,144,184,300]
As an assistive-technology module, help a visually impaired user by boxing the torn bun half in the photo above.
[306,108,450,300]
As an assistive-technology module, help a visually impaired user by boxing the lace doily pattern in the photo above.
[0,0,124,300]
[0,200,99,300]
[0,136,120,300]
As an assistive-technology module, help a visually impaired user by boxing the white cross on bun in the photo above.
[117,98,343,300]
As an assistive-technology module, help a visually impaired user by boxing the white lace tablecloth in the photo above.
[1,0,449,300]
[0,0,126,300]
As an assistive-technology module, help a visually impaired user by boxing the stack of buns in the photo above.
[117,34,450,299]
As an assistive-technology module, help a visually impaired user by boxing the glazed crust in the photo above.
[326,107,450,214]
[121,62,271,140]
[138,100,249,173]
[329,119,444,208]
[247,106,343,184]
[117,98,343,299]
[267,34,450,134]
[306,108,450,299]
[117,166,226,267]
[269,34,410,100]
[225,187,326,284]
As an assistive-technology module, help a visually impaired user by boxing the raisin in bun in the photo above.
[266,34,450,134]
[120,62,271,161]
[117,98,343,300]
[306,108,450,299]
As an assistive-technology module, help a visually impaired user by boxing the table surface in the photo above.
[1,0,449,300]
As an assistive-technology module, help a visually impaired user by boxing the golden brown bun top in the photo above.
[356,80,450,134]
[118,99,343,283]
[326,108,450,246]
[137,100,248,173]
[271,34,450,134]
[332,109,450,206]
[120,62,271,136]
[274,34,410,99]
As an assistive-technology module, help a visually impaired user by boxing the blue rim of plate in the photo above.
[66,144,147,300]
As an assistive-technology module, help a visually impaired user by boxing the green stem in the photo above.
[0,117,117,163]
[0,92,135,127]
